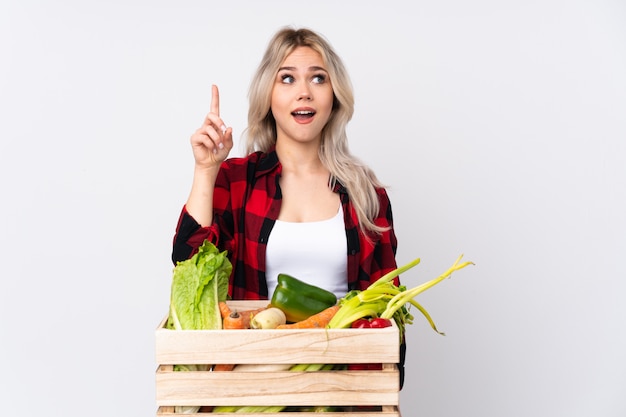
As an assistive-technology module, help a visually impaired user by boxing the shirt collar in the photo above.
[331,177,348,195]
[255,146,348,195]
[255,146,281,178]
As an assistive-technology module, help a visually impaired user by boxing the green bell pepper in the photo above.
[270,274,338,323]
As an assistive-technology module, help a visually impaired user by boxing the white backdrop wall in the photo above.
[1,1,625,416]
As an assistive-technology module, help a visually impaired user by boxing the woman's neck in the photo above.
[275,141,324,175]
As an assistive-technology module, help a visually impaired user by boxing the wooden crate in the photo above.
[156,301,402,416]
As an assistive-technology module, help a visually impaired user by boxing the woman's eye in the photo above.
[312,74,326,84]
[281,74,294,84]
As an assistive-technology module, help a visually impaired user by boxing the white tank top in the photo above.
[265,206,348,299]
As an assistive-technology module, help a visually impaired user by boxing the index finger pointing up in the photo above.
[210,84,220,116]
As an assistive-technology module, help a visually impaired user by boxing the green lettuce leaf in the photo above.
[167,240,232,330]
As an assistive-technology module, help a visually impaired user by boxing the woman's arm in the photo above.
[185,84,233,226]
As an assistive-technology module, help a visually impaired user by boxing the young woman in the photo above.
[172,27,398,301]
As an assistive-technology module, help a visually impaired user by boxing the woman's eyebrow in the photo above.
[278,66,328,72]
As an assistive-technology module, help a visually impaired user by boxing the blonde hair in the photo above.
[245,27,388,235]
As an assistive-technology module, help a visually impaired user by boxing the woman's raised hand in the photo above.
[190,84,233,169]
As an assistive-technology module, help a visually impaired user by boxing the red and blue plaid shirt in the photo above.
[172,147,398,300]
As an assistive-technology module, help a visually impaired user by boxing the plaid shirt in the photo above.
[172,148,398,300]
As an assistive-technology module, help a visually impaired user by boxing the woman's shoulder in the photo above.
[219,149,280,179]
[374,185,392,202]
[219,151,262,171]
[222,151,261,166]
[373,186,394,220]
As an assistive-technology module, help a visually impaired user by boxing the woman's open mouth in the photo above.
[291,108,316,123]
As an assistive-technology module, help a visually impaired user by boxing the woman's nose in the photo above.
[297,84,312,100]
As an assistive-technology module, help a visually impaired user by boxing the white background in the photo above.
[1,1,625,416]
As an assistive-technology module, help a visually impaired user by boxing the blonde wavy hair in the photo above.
[245,27,388,235]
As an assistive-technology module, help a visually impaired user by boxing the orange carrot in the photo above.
[275,305,341,329]
[212,364,236,372]
[214,308,238,371]
[215,307,267,373]
[219,301,232,319]
[223,311,245,329]
[239,307,268,329]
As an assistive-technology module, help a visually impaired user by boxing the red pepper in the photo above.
[347,363,369,370]
[348,318,391,370]
[369,318,392,328]
[350,317,392,329]
[350,318,372,328]
[348,363,383,370]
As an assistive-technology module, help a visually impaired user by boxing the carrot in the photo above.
[219,302,269,327]
[240,307,269,328]
[275,305,341,329]
[212,364,236,371]
[219,301,232,319]
[216,307,266,372]
[215,309,239,371]
[223,311,245,329]
[215,306,267,373]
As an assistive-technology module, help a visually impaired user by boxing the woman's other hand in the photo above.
[190,84,233,169]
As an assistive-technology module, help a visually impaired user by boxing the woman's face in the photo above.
[271,46,334,146]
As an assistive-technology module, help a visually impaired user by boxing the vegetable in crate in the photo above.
[350,317,392,328]
[250,307,287,329]
[218,301,268,329]
[167,239,232,331]
[222,311,246,329]
[212,406,286,413]
[270,273,337,322]
[328,255,474,339]
[275,304,340,329]
[347,318,391,370]
[166,239,232,414]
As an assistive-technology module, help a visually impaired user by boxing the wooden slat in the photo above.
[155,301,402,415]
[156,307,400,365]
[157,407,401,416]
[156,367,399,407]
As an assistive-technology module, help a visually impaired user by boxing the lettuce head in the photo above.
[167,240,232,330]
